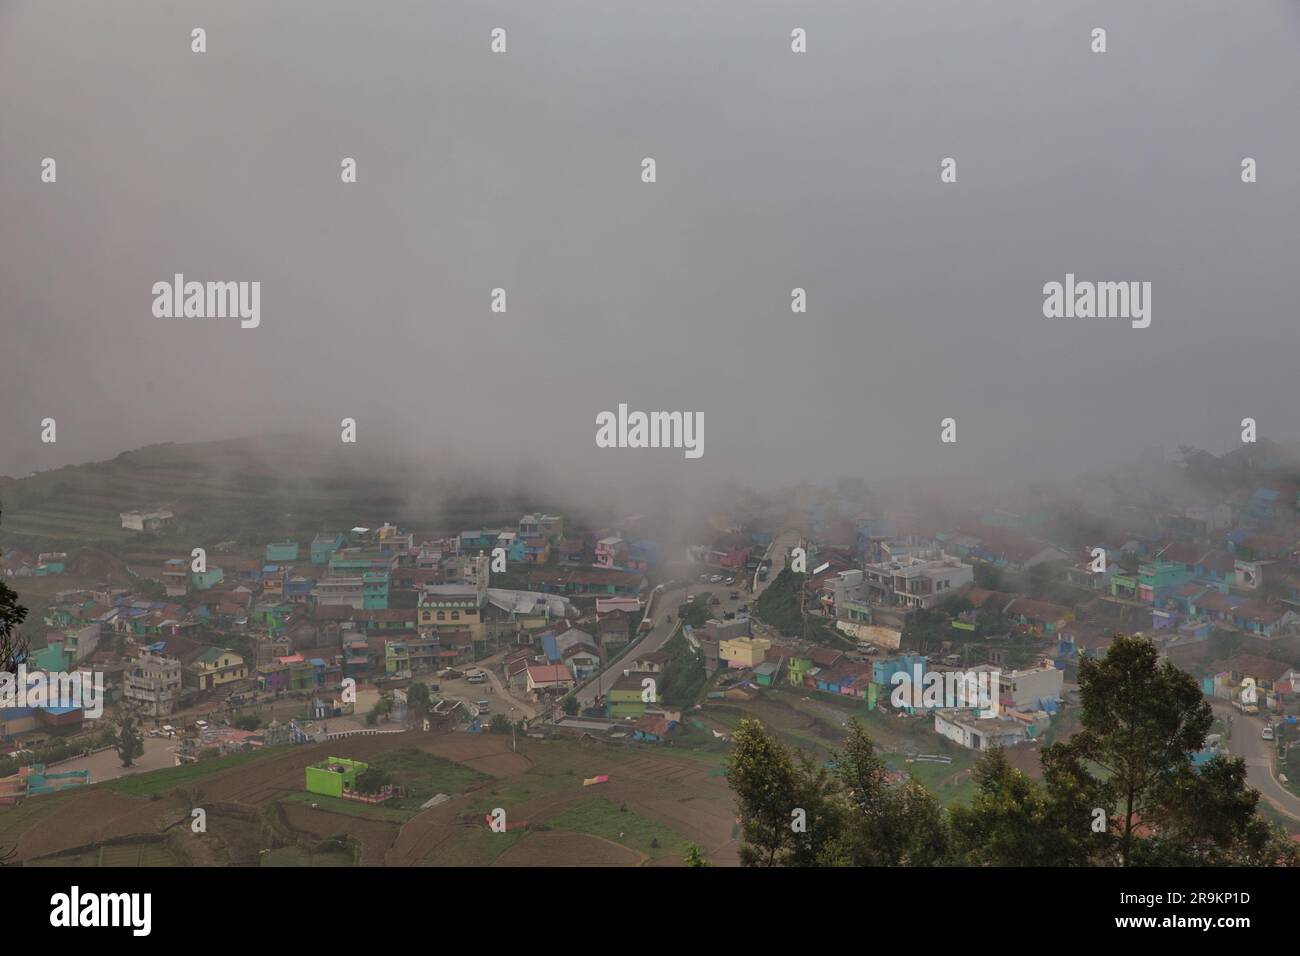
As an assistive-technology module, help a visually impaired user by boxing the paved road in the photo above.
[1211,700,1300,823]
[575,582,747,707]
[752,530,800,597]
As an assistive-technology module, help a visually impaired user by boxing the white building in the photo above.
[862,550,973,610]
[124,653,183,717]
[312,577,365,609]
[1000,662,1064,710]
[119,509,175,532]
[933,709,1027,751]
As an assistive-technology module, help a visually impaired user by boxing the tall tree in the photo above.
[951,747,1102,866]
[1043,634,1211,866]
[0,541,30,673]
[116,715,144,768]
[833,720,948,866]
[726,718,803,866]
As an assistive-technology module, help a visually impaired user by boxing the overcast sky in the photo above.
[3,0,1298,494]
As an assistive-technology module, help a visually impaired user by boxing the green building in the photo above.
[312,532,348,565]
[329,551,396,577]
[191,567,224,590]
[362,570,390,610]
[266,542,300,563]
[607,672,659,719]
[305,757,368,798]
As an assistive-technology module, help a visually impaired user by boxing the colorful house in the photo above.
[191,567,224,590]
[311,533,347,565]
[266,542,300,563]
[362,570,390,610]
[607,671,659,718]
[632,713,678,743]
[719,636,771,668]
[190,647,247,690]
[305,757,368,798]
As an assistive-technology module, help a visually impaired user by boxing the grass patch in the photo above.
[260,845,354,867]
[100,748,279,797]
[280,791,415,823]
[546,796,688,859]
[367,747,489,809]
[422,826,525,866]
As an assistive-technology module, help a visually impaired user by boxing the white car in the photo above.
[1262,725,1275,741]
[710,575,722,583]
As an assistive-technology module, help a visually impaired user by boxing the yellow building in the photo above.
[719,636,771,669]
[417,587,484,638]
[191,647,248,690]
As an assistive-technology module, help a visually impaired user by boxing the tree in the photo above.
[489,713,511,734]
[234,714,260,731]
[950,747,1095,866]
[684,843,711,866]
[116,715,144,768]
[834,720,948,866]
[561,694,579,716]
[726,718,805,866]
[1130,756,1299,866]
[355,766,390,794]
[0,579,29,675]
[971,561,1003,591]
[406,682,431,722]
[1043,634,1212,866]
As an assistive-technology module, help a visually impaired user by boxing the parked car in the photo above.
[724,577,735,585]
[710,575,723,583]
[729,591,740,600]
[476,699,491,714]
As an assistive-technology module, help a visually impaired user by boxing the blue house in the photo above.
[311,533,347,565]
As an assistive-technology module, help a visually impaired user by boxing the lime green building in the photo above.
[305,757,368,798]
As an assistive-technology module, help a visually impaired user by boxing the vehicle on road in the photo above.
[442,668,464,679]
[710,575,722,583]
[1262,725,1275,741]
[724,577,735,585]
[467,672,487,684]
[687,593,696,603]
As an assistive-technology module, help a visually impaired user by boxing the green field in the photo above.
[101,749,280,797]
[261,845,354,867]
[422,827,525,866]
[546,796,688,859]
[280,791,415,823]
[27,840,182,867]
[367,747,489,809]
